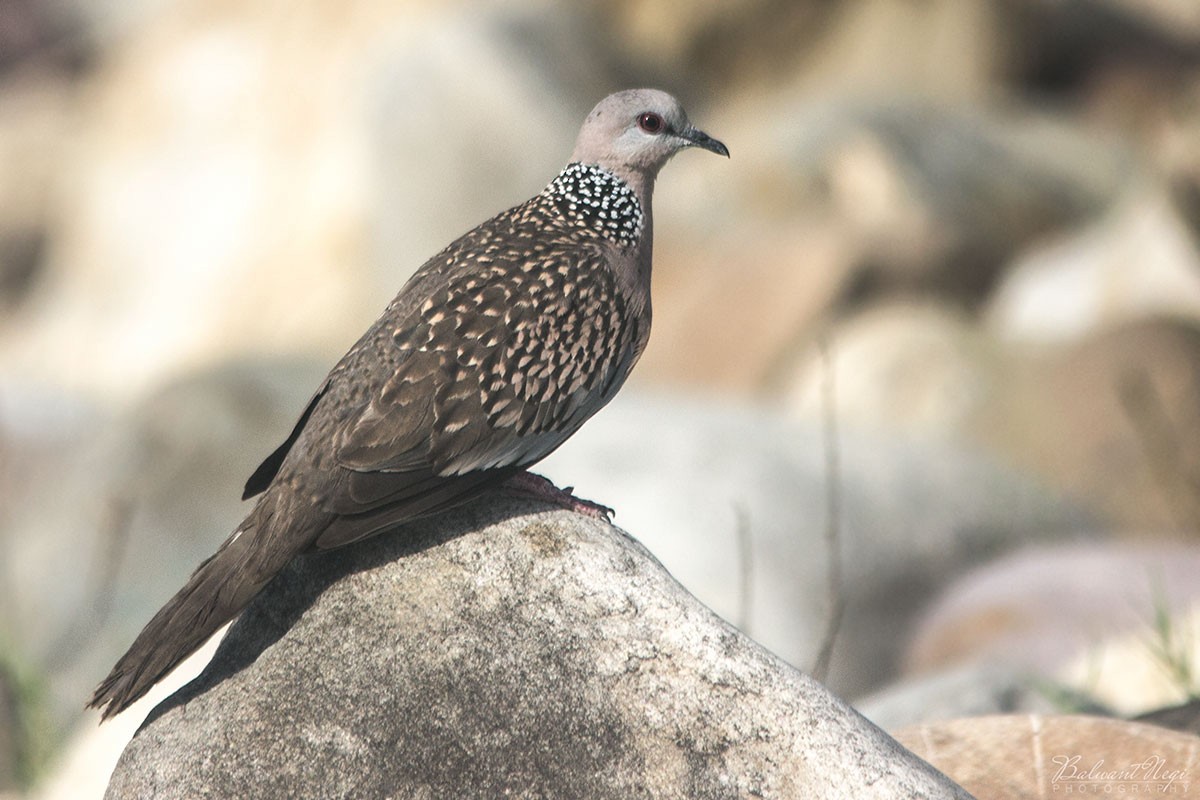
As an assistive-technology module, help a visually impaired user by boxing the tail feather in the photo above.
[88,465,508,719]
[88,494,311,720]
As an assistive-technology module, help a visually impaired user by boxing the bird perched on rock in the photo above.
[89,88,728,720]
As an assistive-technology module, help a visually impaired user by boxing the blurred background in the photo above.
[5,0,1200,795]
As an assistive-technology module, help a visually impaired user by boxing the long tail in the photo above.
[88,490,315,720]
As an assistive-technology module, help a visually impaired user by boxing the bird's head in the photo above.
[570,89,729,180]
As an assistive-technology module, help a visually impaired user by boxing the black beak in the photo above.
[679,126,729,158]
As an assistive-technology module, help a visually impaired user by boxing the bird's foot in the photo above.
[502,471,614,521]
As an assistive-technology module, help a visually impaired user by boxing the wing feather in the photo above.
[246,200,645,541]
[332,240,640,487]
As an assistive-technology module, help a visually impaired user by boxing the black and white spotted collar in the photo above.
[544,162,644,247]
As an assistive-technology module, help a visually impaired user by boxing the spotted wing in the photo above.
[317,236,641,542]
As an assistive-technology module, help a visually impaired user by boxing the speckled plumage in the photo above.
[545,162,645,246]
[89,89,727,720]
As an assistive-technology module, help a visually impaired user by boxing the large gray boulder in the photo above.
[105,498,971,799]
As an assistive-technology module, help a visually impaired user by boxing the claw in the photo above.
[501,471,614,520]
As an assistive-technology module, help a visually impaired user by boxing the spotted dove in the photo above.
[88,88,728,720]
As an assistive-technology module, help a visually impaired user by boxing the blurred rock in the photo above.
[856,662,1089,733]
[730,97,1129,308]
[0,0,94,77]
[594,0,833,89]
[0,70,76,317]
[636,214,855,393]
[1000,0,1200,97]
[0,229,44,314]
[894,714,1200,799]
[0,358,324,746]
[973,316,1200,530]
[540,391,1089,698]
[107,500,971,799]
[1137,698,1200,737]
[985,187,1200,343]
[0,1,620,402]
[791,0,1003,101]
[905,543,1200,714]
[789,310,1200,531]
[786,302,1000,438]
[1058,600,1200,717]
[595,0,1007,103]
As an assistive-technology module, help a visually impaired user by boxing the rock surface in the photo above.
[105,498,971,799]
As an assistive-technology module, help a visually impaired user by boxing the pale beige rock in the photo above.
[794,0,1002,101]
[1058,602,1200,717]
[970,316,1200,531]
[0,2,606,402]
[803,311,1200,532]
[786,302,999,437]
[985,187,1200,343]
[905,543,1200,702]
[894,714,1200,800]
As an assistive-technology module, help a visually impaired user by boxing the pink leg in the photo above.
[501,471,614,521]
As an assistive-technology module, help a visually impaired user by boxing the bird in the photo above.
[88,88,728,720]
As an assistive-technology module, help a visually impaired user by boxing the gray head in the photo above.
[570,89,728,181]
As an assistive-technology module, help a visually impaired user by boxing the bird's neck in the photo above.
[543,162,649,250]
[543,162,654,319]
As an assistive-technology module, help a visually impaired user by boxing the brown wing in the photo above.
[249,209,644,550]
[331,239,641,486]
[242,385,328,500]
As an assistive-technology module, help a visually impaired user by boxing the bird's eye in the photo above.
[637,112,664,134]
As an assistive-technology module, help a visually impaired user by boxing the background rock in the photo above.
[0,359,323,752]
[903,542,1200,715]
[855,663,1088,733]
[785,312,1200,532]
[984,187,1200,343]
[5,0,1200,794]
[970,317,1200,530]
[894,714,1200,799]
[785,302,1000,437]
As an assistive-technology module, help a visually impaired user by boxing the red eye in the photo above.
[637,112,664,134]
